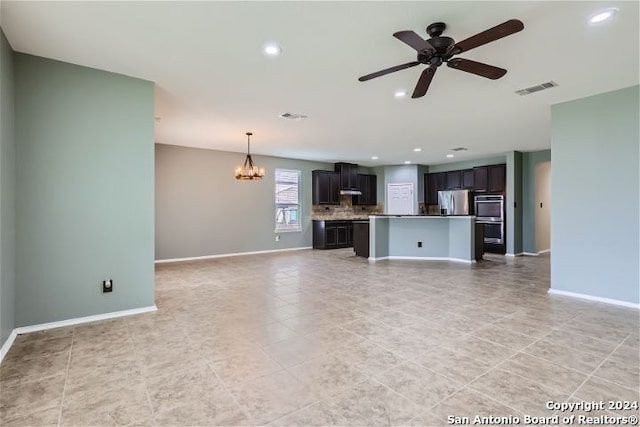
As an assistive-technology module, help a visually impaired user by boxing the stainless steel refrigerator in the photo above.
[437,190,472,215]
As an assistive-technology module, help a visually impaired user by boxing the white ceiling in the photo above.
[2,1,638,166]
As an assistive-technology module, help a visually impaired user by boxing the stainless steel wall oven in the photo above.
[475,195,504,245]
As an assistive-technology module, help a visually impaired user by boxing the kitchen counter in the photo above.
[369,215,476,263]
[311,216,370,221]
[370,215,475,219]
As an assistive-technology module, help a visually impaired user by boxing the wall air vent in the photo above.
[515,81,558,96]
[451,147,468,152]
[279,112,308,121]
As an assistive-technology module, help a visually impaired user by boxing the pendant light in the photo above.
[235,132,265,180]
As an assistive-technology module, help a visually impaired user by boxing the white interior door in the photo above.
[535,161,551,252]
[387,183,414,215]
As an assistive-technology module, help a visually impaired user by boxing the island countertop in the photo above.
[368,215,476,263]
[369,215,475,219]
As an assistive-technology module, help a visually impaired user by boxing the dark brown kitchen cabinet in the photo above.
[488,164,506,193]
[312,170,340,205]
[353,221,370,258]
[425,172,446,205]
[446,170,462,190]
[353,174,377,205]
[462,169,474,189]
[334,162,358,190]
[473,166,488,192]
[313,220,353,249]
[473,164,505,193]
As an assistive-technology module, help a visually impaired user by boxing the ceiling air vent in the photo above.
[279,112,308,121]
[515,81,558,96]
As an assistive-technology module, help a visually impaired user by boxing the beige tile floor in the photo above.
[1,249,638,426]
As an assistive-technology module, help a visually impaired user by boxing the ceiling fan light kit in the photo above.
[359,19,524,98]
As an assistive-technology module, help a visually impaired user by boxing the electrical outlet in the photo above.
[275,235,280,242]
[102,279,113,293]
[417,242,422,248]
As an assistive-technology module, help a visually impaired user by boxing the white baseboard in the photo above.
[520,249,551,256]
[155,246,312,264]
[548,289,639,310]
[13,305,158,335]
[505,253,523,257]
[369,256,475,264]
[1,305,157,365]
[0,330,18,364]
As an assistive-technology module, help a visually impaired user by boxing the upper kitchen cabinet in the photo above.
[425,172,446,205]
[312,170,340,205]
[473,164,506,193]
[473,166,488,192]
[353,174,377,205]
[334,162,358,190]
[446,170,462,190]
[462,169,474,189]
[488,164,506,193]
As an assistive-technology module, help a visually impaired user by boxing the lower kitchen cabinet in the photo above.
[353,221,370,258]
[313,220,353,249]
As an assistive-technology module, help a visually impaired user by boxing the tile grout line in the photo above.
[124,317,158,427]
[56,331,75,427]
[189,327,257,426]
[257,338,353,425]
[566,332,633,402]
[514,323,637,392]
[426,326,559,417]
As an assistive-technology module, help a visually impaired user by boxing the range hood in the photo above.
[340,189,362,196]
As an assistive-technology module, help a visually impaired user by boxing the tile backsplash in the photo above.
[312,195,383,220]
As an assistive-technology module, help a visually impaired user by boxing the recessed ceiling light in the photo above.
[394,90,407,98]
[371,156,378,160]
[446,154,454,158]
[404,161,411,164]
[413,148,422,152]
[263,42,282,57]
[589,8,618,24]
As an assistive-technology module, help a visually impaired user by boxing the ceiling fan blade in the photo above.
[358,61,420,82]
[393,30,436,54]
[447,58,507,79]
[449,19,524,55]
[412,66,437,98]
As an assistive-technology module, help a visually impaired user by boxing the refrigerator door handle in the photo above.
[451,196,455,215]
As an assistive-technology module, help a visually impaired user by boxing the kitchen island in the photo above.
[369,215,477,263]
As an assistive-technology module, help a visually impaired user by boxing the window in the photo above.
[275,169,301,231]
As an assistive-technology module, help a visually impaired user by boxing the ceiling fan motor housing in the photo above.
[427,36,454,52]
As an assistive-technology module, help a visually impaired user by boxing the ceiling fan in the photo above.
[358,19,524,98]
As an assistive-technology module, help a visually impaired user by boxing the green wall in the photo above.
[551,85,639,305]
[15,54,155,326]
[155,143,331,260]
[522,149,551,253]
[0,30,16,348]
[426,155,506,173]
[506,151,523,255]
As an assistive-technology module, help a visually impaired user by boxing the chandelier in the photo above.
[235,132,265,180]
